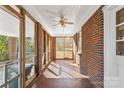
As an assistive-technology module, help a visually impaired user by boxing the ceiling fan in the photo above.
[45,9,74,27]
[53,15,74,27]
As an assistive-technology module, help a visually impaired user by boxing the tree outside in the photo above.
[0,35,9,62]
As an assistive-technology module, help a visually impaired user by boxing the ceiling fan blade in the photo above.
[64,22,74,24]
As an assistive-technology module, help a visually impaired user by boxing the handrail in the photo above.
[0,60,17,65]
[0,60,19,88]
[0,60,18,68]
[0,54,37,68]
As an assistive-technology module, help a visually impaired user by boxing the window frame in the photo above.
[24,11,38,87]
[0,5,21,88]
[56,37,73,60]
[0,5,39,88]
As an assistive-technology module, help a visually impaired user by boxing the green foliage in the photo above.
[0,35,9,61]
[26,37,34,53]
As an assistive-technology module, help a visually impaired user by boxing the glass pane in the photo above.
[78,32,82,53]
[7,74,18,88]
[56,38,64,59]
[45,34,49,64]
[25,15,36,81]
[56,37,73,59]
[64,37,73,59]
[116,25,124,40]
[49,36,51,61]
[0,8,19,87]
[41,31,45,69]
[7,62,18,81]
[116,8,124,24]
[116,41,124,55]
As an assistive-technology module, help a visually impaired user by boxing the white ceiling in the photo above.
[23,5,100,37]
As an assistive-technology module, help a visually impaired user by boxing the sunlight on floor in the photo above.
[43,60,89,79]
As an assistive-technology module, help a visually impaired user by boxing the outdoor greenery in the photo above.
[26,37,33,48]
[0,35,34,62]
[0,35,9,62]
[26,37,34,54]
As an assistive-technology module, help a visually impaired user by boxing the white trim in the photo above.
[103,5,119,88]
[103,5,124,88]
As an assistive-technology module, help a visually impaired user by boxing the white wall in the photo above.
[103,5,124,88]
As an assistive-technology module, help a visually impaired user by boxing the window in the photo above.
[77,31,82,53]
[116,8,124,25]
[56,38,64,59]
[41,31,45,69]
[48,36,51,61]
[56,37,73,59]
[116,8,124,55]
[0,8,20,88]
[42,33,51,69]
[0,5,39,88]
[45,34,49,64]
[25,15,36,81]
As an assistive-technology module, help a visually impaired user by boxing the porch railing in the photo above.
[0,55,37,88]
[0,60,19,88]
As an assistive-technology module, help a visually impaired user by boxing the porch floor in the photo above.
[31,60,95,88]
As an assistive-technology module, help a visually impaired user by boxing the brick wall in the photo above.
[80,7,104,88]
